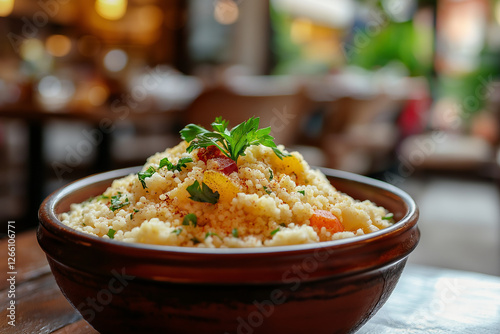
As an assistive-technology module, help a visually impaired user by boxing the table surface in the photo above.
[1,230,500,334]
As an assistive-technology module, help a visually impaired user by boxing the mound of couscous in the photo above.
[60,117,393,247]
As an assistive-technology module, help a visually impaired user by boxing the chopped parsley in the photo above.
[172,228,183,235]
[298,190,305,196]
[137,166,156,189]
[182,213,198,227]
[269,169,273,181]
[109,194,130,212]
[82,222,86,226]
[96,194,110,201]
[191,237,201,245]
[263,186,272,195]
[232,228,239,238]
[180,116,289,162]
[159,156,193,172]
[382,213,394,220]
[106,228,116,239]
[270,228,280,236]
[186,180,219,204]
[205,231,221,239]
[130,209,139,220]
[138,157,193,189]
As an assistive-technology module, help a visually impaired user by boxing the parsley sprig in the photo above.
[180,117,289,162]
[186,180,219,204]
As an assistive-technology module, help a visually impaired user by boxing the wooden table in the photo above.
[2,230,500,333]
[0,104,185,230]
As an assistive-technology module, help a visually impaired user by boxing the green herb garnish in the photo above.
[137,166,156,189]
[172,228,183,235]
[130,209,139,220]
[96,194,110,201]
[109,194,130,212]
[138,157,193,189]
[232,228,239,238]
[205,231,221,239]
[186,180,219,204]
[279,223,286,227]
[191,237,201,245]
[263,186,272,195]
[182,213,198,227]
[269,169,273,181]
[298,190,305,196]
[382,213,394,220]
[82,223,86,226]
[159,156,194,172]
[270,228,280,236]
[180,116,289,162]
[107,228,116,239]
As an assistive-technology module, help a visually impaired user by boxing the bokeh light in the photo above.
[88,85,109,106]
[46,35,72,57]
[136,5,164,31]
[290,18,313,44]
[36,75,76,111]
[38,76,63,98]
[103,49,128,72]
[214,0,239,25]
[0,0,14,17]
[20,38,45,62]
[95,0,127,21]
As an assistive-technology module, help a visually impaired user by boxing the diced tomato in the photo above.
[197,146,224,162]
[213,156,238,175]
[310,210,344,234]
[197,146,237,175]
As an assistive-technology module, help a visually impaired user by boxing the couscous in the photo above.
[60,117,393,247]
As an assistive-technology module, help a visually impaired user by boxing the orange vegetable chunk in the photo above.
[310,210,344,234]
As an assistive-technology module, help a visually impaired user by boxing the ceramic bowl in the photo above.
[38,166,419,334]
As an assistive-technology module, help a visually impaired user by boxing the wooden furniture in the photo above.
[0,104,186,231]
[183,83,311,148]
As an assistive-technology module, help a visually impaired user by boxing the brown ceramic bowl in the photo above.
[38,166,419,334]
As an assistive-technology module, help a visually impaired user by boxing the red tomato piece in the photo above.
[213,156,238,175]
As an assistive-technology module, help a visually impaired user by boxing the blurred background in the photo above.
[0,0,499,275]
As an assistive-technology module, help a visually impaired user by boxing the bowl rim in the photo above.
[39,166,418,255]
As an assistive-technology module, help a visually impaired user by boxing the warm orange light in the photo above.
[136,5,163,31]
[95,0,127,21]
[46,35,72,57]
[290,18,313,44]
[214,0,239,25]
[88,85,109,106]
[0,0,14,17]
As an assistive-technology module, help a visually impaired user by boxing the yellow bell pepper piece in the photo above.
[203,170,241,203]
[270,154,303,176]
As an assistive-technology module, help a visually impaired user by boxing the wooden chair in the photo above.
[183,81,311,148]
[320,94,404,174]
